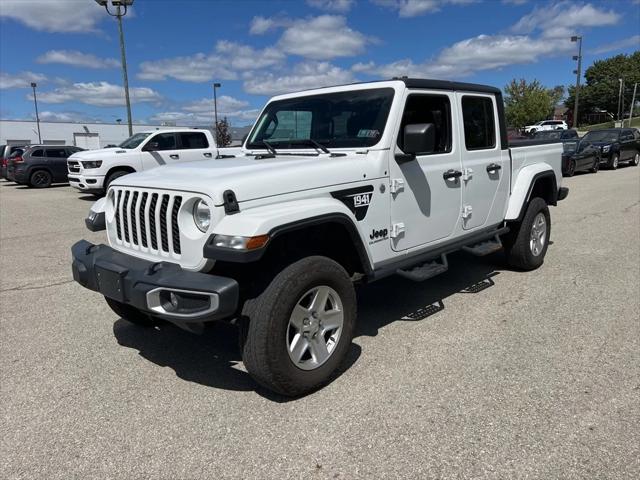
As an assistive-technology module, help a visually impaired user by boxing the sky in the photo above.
[0,0,639,127]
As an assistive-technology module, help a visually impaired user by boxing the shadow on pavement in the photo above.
[112,250,505,399]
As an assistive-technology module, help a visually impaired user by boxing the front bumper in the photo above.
[71,240,239,323]
[68,173,105,192]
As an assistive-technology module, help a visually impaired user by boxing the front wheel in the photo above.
[609,153,619,170]
[590,155,600,173]
[631,153,639,167]
[503,197,551,271]
[565,159,576,177]
[241,256,356,396]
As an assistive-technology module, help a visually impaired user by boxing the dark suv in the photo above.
[7,145,84,188]
[581,128,640,169]
[1,145,27,179]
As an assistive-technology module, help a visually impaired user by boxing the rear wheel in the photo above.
[29,170,52,188]
[503,197,550,271]
[104,297,158,327]
[241,256,356,396]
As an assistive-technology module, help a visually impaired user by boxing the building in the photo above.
[0,120,254,148]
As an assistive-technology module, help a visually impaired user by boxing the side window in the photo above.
[621,130,633,141]
[151,133,177,151]
[31,149,44,157]
[178,132,209,149]
[46,148,68,158]
[462,96,496,150]
[398,94,452,154]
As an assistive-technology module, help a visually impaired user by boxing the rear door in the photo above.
[177,131,214,163]
[44,147,70,181]
[389,90,462,251]
[456,93,510,230]
[619,130,635,160]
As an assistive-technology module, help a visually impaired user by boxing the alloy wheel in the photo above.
[529,212,547,257]
[286,285,344,371]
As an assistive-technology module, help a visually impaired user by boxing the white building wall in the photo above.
[0,120,179,148]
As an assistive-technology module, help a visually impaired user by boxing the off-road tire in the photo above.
[241,256,356,397]
[503,197,551,271]
[29,169,52,188]
[104,296,158,327]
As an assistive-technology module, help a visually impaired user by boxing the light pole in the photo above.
[30,82,41,144]
[617,78,624,121]
[213,82,221,144]
[95,0,134,136]
[571,35,582,128]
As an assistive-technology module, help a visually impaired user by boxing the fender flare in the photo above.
[203,198,373,274]
[505,164,557,221]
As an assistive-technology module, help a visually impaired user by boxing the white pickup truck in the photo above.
[72,78,568,396]
[67,128,241,195]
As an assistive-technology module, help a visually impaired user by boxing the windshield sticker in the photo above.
[357,129,380,138]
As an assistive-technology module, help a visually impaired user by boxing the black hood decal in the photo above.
[331,185,374,221]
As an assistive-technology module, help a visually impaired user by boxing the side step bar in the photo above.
[397,254,448,282]
[461,235,503,257]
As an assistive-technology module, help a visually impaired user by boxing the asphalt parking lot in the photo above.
[1,168,639,479]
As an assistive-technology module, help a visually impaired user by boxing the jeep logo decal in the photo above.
[369,228,388,244]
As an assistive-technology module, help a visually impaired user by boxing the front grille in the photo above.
[111,187,183,255]
[68,161,80,173]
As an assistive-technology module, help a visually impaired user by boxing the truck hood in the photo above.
[69,147,125,160]
[112,153,371,205]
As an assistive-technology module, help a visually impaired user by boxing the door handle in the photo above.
[203,152,212,158]
[486,163,501,172]
[170,154,179,159]
[443,169,462,180]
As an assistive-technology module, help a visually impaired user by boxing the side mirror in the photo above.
[403,123,436,156]
[143,141,159,152]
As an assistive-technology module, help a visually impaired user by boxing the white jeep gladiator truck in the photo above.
[72,78,568,396]
[67,128,241,195]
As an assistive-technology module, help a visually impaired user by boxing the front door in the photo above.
[389,91,462,251]
[141,132,182,170]
[456,94,509,230]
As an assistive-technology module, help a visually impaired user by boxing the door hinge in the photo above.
[462,205,473,219]
[462,168,474,181]
[390,178,405,194]
[390,222,405,238]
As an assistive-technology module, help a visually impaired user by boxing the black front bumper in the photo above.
[71,240,239,323]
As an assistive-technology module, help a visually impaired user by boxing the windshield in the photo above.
[582,130,619,143]
[247,88,395,150]
[119,132,151,149]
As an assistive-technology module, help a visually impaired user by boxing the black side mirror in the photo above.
[143,141,159,152]
[403,123,436,156]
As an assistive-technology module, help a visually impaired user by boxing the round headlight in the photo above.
[193,198,211,232]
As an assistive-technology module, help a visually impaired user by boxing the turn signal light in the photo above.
[245,235,270,250]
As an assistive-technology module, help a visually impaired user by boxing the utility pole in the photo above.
[628,83,638,127]
[571,35,582,128]
[213,82,221,145]
[96,0,134,136]
[30,82,41,144]
[617,78,624,121]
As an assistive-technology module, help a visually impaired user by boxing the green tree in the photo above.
[215,117,232,147]
[503,79,559,128]
[565,51,640,124]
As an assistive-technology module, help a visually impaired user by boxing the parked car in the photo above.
[507,127,527,140]
[523,120,568,135]
[581,128,640,169]
[72,78,568,396]
[534,129,579,141]
[6,145,84,187]
[561,139,600,177]
[67,128,243,195]
[1,145,27,179]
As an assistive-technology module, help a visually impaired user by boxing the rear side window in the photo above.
[179,132,209,149]
[152,133,177,150]
[46,148,68,158]
[30,149,44,157]
[620,130,634,141]
[398,94,452,154]
[462,96,496,150]
[562,130,578,139]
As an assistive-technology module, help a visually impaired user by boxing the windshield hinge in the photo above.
[390,178,405,194]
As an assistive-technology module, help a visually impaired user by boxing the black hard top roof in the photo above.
[395,77,502,95]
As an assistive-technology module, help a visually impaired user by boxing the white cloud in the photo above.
[33,82,162,107]
[502,0,528,4]
[183,95,250,114]
[371,0,476,17]
[149,95,259,125]
[243,62,355,96]
[36,50,119,69]
[0,71,47,89]
[306,0,355,12]
[37,111,102,122]
[138,41,284,82]
[0,0,104,33]
[355,34,573,78]
[249,15,291,35]
[589,35,640,55]
[512,1,620,38]
[278,15,371,60]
